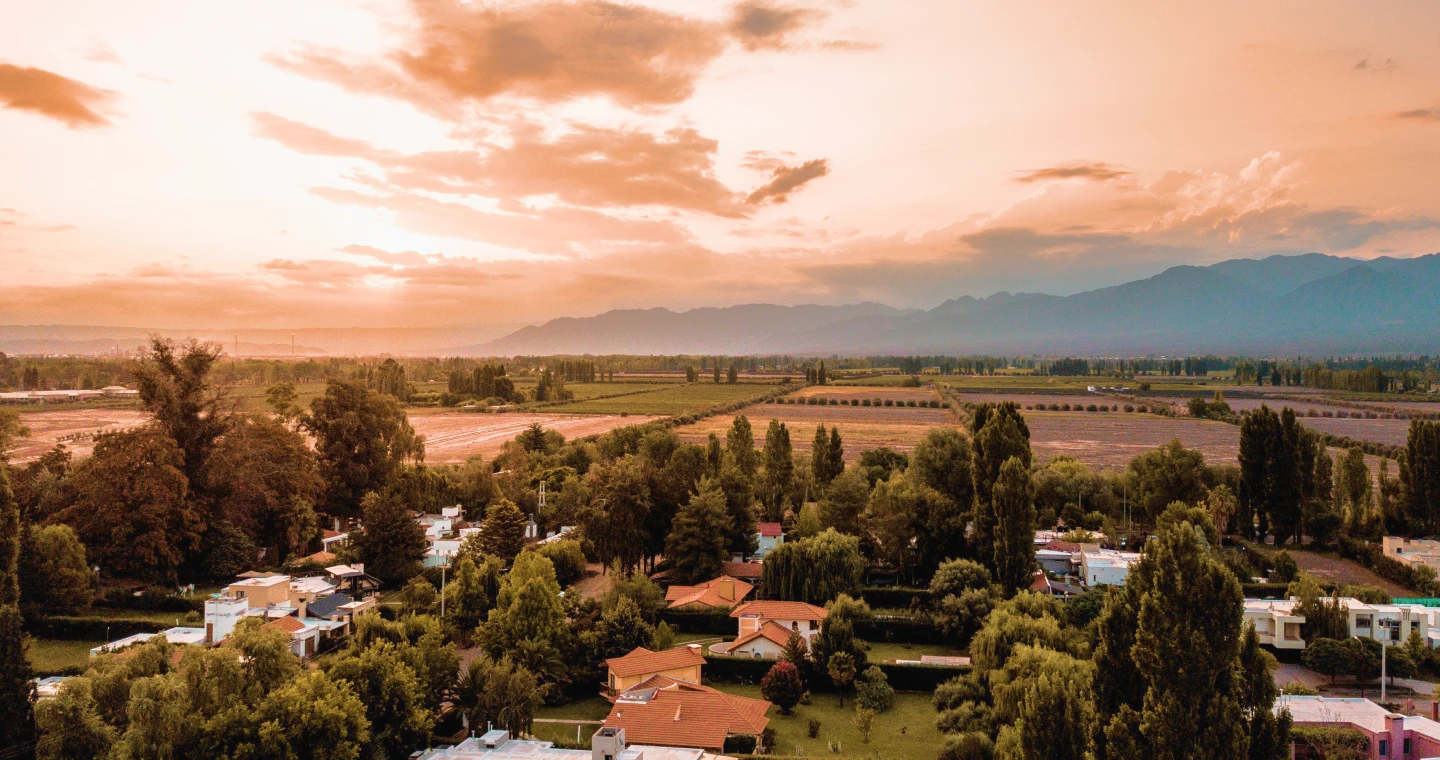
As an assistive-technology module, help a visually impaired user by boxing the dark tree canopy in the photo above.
[305,379,423,517]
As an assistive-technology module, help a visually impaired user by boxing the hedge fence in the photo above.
[659,608,942,645]
[28,615,169,641]
[703,654,967,692]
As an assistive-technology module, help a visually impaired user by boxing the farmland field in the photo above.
[675,402,957,460]
[955,392,1135,407]
[7,409,151,464]
[544,382,786,416]
[791,385,939,403]
[408,413,662,463]
[1299,416,1412,447]
[1025,411,1240,469]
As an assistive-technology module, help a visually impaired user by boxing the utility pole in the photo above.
[439,564,446,621]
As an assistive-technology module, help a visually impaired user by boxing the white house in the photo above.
[90,626,206,657]
[754,523,784,559]
[263,616,323,659]
[1242,596,1440,651]
[1384,536,1440,574]
[1242,599,1307,651]
[425,538,462,568]
[711,600,828,658]
[204,595,248,644]
[1080,549,1141,587]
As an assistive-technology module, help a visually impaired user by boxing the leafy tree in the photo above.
[484,551,569,656]
[762,528,864,604]
[810,595,870,679]
[1207,484,1239,535]
[991,457,1038,593]
[792,502,823,539]
[761,660,805,715]
[727,415,759,477]
[812,424,843,487]
[1269,550,1298,585]
[761,419,794,517]
[665,478,731,583]
[971,404,1031,563]
[304,379,422,517]
[350,491,428,586]
[1238,624,1290,760]
[201,415,322,564]
[326,640,433,760]
[58,428,200,583]
[857,446,908,487]
[1337,446,1371,515]
[1402,420,1440,533]
[994,649,1095,760]
[590,595,656,661]
[251,670,370,760]
[400,575,437,615]
[34,677,116,760]
[0,458,35,759]
[533,538,587,588]
[133,337,232,485]
[445,555,500,638]
[265,381,300,419]
[855,665,895,713]
[913,427,976,515]
[706,433,724,476]
[819,468,869,536]
[940,732,996,760]
[717,460,759,559]
[453,655,542,737]
[480,498,529,562]
[827,427,845,479]
[582,456,652,572]
[853,706,876,744]
[19,524,92,613]
[828,652,857,707]
[1127,438,1209,524]
[1301,638,1350,684]
[1290,576,1348,641]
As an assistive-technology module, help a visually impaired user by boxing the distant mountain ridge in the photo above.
[468,253,1440,356]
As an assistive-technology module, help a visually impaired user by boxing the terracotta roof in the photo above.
[730,600,827,621]
[1040,540,1083,553]
[729,620,798,651]
[757,522,783,538]
[263,616,305,634]
[322,529,342,539]
[605,646,707,678]
[665,576,753,609]
[605,688,770,750]
[721,561,763,580]
[624,674,714,694]
[299,550,336,565]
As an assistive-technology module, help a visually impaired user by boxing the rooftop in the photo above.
[726,620,796,651]
[757,522,783,538]
[730,600,827,621]
[720,561,763,580]
[665,576,753,609]
[606,646,707,678]
[605,684,770,750]
[1278,695,1440,742]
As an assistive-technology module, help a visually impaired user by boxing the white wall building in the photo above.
[1080,549,1141,587]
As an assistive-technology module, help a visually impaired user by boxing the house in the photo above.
[1243,599,1307,651]
[605,681,771,752]
[754,523,784,559]
[717,600,827,654]
[712,620,795,659]
[603,645,707,699]
[416,727,714,760]
[1278,695,1440,759]
[263,615,322,659]
[665,576,752,611]
[1029,573,1084,598]
[33,676,69,699]
[204,595,249,644]
[1385,537,1440,574]
[721,561,764,582]
[1080,549,1141,587]
[225,574,292,609]
[426,538,462,568]
[1036,548,1077,577]
[90,626,207,657]
[326,564,381,598]
[320,529,349,553]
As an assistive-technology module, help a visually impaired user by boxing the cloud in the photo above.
[1395,104,1440,122]
[83,41,123,65]
[0,63,116,127]
[251,112,382,158]
[1354,57,1397,72]
[339,244,429,267]
[729,1,826,51]
[272,0,726,111]
[1014,161,1131,184]
[745,159,830,205]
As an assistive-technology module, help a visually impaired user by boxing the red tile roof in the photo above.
[605,687,770,750]
[263,616,305,634]
[721,561,764,580]
[730,600,827,621]
[665,576,753,610]
[605,646,707,679]
[729,620,798,651]
[757,522,783,538]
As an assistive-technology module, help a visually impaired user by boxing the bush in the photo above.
[860,586,932,609]
[855,666,895,713]
[761,661,805,714]
[722,734,758,754]
[861,399,872,407]
[939,732,995,760]
[29,615,167,640]
[807,718,821,738]
[533,539,587,588]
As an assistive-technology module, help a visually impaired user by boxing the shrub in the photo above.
[855,666,895,713]
[807,719,821,738]
[883,399,894,407]
[761,661,806,715]
[862,399,872,407]
[939,732,995,760]
[1061,404,1071,411]
[722,735,758,755]
[1124,404,1135,412]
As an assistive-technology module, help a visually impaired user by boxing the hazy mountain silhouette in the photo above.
[471,253,1440,356]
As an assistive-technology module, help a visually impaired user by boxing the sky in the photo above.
[2,0,1439,329]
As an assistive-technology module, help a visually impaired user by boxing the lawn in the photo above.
[532,696,611,745]
[862,641,965,663]
[28,638,98,674]
[715,684,943,759]
[546,382,786,416]
[83,607,201,626]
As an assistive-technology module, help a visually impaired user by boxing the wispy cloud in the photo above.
[745,159,830,205]
[0,63,116,127]
[1014,161,1130,184]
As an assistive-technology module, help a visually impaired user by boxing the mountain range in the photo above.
[468,253,1440,356]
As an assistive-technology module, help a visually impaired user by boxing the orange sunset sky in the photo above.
[2,0,1439,328]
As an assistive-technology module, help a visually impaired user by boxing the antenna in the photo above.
[537,481,546,509]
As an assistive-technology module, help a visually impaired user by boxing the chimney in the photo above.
[1432,701,1438,722]
[719,578,735,601]
[592,727,626,760]
[687,643,702,656]
[1386,713,1405,757]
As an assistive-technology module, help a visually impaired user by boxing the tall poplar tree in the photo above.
[727,415,759,478]
[0,455,35,758]
[1402,420,1440,533]
[990,457,1038,593]
[971,404,1031,569]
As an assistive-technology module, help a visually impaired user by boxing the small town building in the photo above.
[1242,599,1307,651]
[754,523,784,559]
[665,576,752,612]
[416,727,716,760]
[714,600,828,655]
[1385,536,1440,575]
[603,645,707,700]
[1080,549,1141,587]
[604,681,771,752]
[1279,695,1440,759]
[720,561,763,582]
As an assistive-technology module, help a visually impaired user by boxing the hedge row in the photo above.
[657,609,735,635]
[28,615,168,641]
[95,588,203,613]
[659,608,942,644]
[859,586,931,609]
[1338,537,1439,596]
[704,654,967,692]
[1241,583,1291,600]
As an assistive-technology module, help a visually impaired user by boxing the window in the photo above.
[1405,738,1412,754]
[1379,738,1388,756]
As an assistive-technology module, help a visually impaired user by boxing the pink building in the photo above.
[1279,695,1440,759]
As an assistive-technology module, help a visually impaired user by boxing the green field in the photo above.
[544,382,786,416]
[29,638,98,674]
[718,683,943,758]
[532,696,611,745]
[547,381,678,400]
[862,641,966,663]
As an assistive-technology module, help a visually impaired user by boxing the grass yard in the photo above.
[546,382,785,416]
[716,684,943,759]
[862,641,966,663]
[1288,549,1414,597]
[532,696,611,745]
[84,607,200,625]
[28,638,98,674]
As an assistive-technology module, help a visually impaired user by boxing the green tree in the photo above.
[991,457,1038,593]
[0,457,35,759]
[399,575,437,615]
[761,660,805,715]
[20,523,92,613]
[665,478,731,583]
[1270,550,1298,585]
[304,379,422,517]
[761,419,794,517]
[582,456,652,572]
[350,491,428,586]
[445,555,499,638]
[133,337,232,485]
[812,424,842,487]
[819,468,869,536]
[200,415,323,565]
[265,381,300,419]
[588,596,656,661]
[484,551,569,655]
[762,528,865,604]
[971,404,1032,565]
[727,415,759,477]
[326,640,434,760]
[454,655,541,737]
[828,652,857,707]
[480,498,529,562]
[1402,420,1440,533]
[58,428,200,583]
[251,671,370,760]
[1239,625,1291,760]
[913,427,976,513]
[995,649,1095,760]
[34,677,116,760]
[1128,438,1209,524]
[855,665,895,713]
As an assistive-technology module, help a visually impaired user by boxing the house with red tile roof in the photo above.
[721,561,763,581]
[711,600,827,657]
[262,615,322,659]
[755,522,784,559]
[603,645,707,700]
[665,576,752,611]
[604,678,771,751]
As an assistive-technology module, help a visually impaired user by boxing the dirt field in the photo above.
[409,413,662,463]
[790,386,940,403]
[1288,549,1414,597]
[7,409,151,464]
[1300,416,1413,447]
[1025,411,1241,469]
[674,403,958,461]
